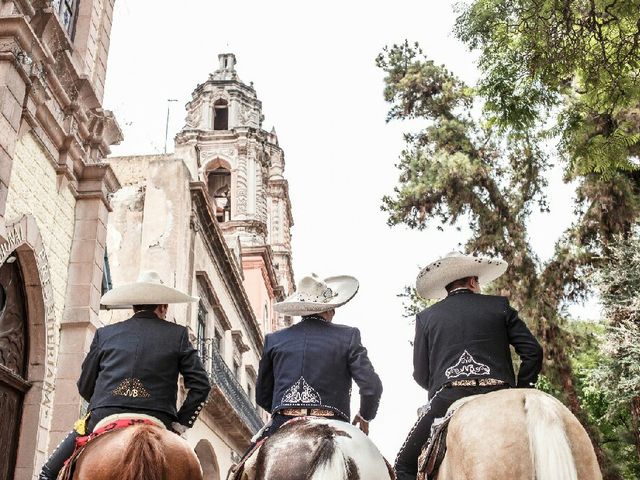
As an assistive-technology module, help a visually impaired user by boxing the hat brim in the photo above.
[100,282,199,306]
[274,276,359,316]
[416,256,507,300]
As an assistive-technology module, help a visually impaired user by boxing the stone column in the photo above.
[0,51,28,243]
[49,165,118,447]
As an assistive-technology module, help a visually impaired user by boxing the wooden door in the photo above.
[0,256,29,480]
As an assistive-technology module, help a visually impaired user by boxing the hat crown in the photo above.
[296,274,338,302]
[137,271,164,285]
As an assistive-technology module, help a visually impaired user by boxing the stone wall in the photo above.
[5,132,76,324]
[74,0,117,103]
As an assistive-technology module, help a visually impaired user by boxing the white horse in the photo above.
[238,417,393,479]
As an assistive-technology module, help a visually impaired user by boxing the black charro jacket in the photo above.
[255,315,383,421]
[77,311,211,428]
[413,290,543,395]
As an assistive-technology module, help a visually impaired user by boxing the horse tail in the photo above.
[307,433,356,480]
[117,424,167,480]
[524,392,578,480]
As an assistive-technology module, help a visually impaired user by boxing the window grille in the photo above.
[53,0,79,39]
[101,248,113,296]
[197,302,207,360]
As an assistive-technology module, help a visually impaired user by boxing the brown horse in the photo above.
[71,423,203,480]
[430,389,601,480]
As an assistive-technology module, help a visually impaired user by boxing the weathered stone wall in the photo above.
[5,132,76,323]
[73,0,117,102]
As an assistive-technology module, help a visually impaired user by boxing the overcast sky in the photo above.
[104,0,593,461]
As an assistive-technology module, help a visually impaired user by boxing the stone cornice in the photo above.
[219,219,268,239]
[241,245,285,301]
[0,13,122,191]
[190,181,263,353]
[175,126,282,155]
[73,163,121,210]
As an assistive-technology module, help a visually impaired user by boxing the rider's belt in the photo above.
[447,378,506,387]
[280,408,336,417]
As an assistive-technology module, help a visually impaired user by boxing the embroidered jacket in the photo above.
[413,290,543,396]
[77,311,211,428]
[256,316,383,421]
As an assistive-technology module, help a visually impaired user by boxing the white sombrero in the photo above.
[100,270,199,306]
[274,273,359,316]
[416,252,508,300]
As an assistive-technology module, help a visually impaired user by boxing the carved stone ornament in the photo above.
[0,257,26,377]
[0,215,57,418]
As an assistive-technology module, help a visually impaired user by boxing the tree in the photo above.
[593,232,640,468]
[376,40,639,478]
[454,0,640,177]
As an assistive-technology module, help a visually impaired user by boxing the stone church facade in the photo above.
[0,0,294,478]
[102,53,295,477]
[0,1,121,479]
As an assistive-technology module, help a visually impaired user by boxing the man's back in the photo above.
[256,316,382,421]
[414,290,542,394]
[78,310,211,423]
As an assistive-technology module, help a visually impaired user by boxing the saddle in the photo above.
[58,413,165,480]
[416,412,453,480]
[226,417,310,480]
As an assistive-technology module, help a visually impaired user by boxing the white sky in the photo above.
[104,0,595,461]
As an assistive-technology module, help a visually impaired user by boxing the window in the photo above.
[197,302,207,361]
[233,361,241,381]
[263,304,269,331]
[247,383,254,405]
[214,329,223,355]
[213,100,229,130]
[207,168,231,222]
[101,248,113,296]
[53,0,79,38]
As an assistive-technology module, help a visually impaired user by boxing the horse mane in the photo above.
[307,427,337,475]
[306,423,359,480]
[116,424,167,480]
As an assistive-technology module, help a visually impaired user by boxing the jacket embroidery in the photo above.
[112,378,151,398]
[281,377,322,405]
[445,350,490,379]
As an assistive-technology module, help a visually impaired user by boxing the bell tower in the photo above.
[175,53,295,330]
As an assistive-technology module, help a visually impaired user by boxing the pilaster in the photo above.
[51,164,119,447]
[0,52,29,243]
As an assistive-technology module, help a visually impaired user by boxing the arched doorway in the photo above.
[195,439,221,479]
[0,214,56,478]
[0,251,29,479]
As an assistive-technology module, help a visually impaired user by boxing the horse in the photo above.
[239,417,394,480]
[428,389,602,480]
[70,423,203,480]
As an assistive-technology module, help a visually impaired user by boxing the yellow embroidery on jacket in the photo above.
[112,378,151,398]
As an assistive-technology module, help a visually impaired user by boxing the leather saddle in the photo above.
[416,413,453,480]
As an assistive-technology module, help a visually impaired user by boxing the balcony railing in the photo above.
[198,339,263,433]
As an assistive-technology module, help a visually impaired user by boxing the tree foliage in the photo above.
[591,231,640,467]
[454,0,640,177]
[376,38,640,478]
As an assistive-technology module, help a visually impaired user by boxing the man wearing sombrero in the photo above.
[394,252,543,480]
[39,271,211,480]
[255,273,383,439]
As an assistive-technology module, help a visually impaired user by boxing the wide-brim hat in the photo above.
[416,252,508,300]
[274,273,359,316]
[100,270,199,306]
